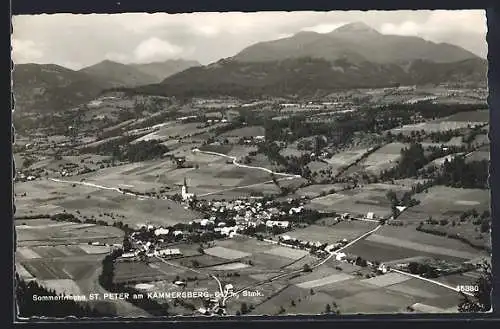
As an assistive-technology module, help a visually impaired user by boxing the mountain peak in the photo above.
[333,22,380,34]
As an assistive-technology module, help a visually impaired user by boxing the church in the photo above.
[181,177,195,201]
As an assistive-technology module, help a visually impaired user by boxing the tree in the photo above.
[303,264,312,272]
[240,302,249,314]
[458,261,492,312]
[325,303,331,314]
[122,234,132,251]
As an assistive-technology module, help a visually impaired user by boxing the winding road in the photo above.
[192,148,302,179]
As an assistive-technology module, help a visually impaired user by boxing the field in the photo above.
[133,122,228,143]
[204,246,252,260]
[391,120,480,135]
[324,148,370,174]
[465,150,490,162]
[263,246,309,260]
[344,239,456,263]
[400,186,490,222]
[295,184,346,199]
[280,222,378,243]
[307,183,411,218]
[360,143,406,174]
[247,260,466,315]
[375,226,489,256]
[220,125,265,137]
[15,172,202,227]
[435,110,489,123]
[296,273,354,289]
[12,216,149,314]
[113,261,172,284]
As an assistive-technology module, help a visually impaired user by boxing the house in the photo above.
[174,281,186,286]
[396,206,407,213]
[200,219,215,226]
[120,252,136,259]
[366,212,375,220]
[154,228,170,236]
[289,206,304,215]
[156,248,182,257]
[335,252,346,261]
[224,284,234,294]
[378,263,389,274]
[265,220,290,228]
[173,230,183,237]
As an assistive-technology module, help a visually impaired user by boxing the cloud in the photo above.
[11,39,44,63]
[301,23,347,34]
[133,37,185,63]
[380,10,485,38]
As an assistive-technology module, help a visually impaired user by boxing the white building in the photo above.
[154,228,170,236]
[120,252,136,259]
[378,263,389,274]
[366,212,375,220]
[224,284,234,294]
[335,252,347,261]
[266,220,290,228]
[156,248,182,257]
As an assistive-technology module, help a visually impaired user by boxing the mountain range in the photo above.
[147,22,485,98]
[12,59,200,112]
[12,22,486,112]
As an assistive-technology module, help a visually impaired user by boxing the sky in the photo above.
[12,10,487,70]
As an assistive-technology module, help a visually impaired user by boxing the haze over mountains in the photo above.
[13,22,486,112]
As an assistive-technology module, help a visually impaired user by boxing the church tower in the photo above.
[181,177,188,199]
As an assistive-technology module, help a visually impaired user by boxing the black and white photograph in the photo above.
[12,9,492,318]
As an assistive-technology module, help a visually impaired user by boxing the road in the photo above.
[50,178,147,198]
[192,149,302,179]
[390,268,474,297]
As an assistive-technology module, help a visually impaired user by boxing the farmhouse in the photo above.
[200,219,215,226]
[335,252,347,261]
[266,220,290,228]
[154,228,170,236]
[224,284,234,294]
[156,248,182,257]
[120,252,136,259]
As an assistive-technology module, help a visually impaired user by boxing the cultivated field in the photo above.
[400,186,490,222]
[204,246,252,260]
[295,184,346,199]
[436,110,489,123]
[113,261,171,284]
[361,143,406,174]
[280,222,378,243]
[220,126,265,138]
[308,183,410,218]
